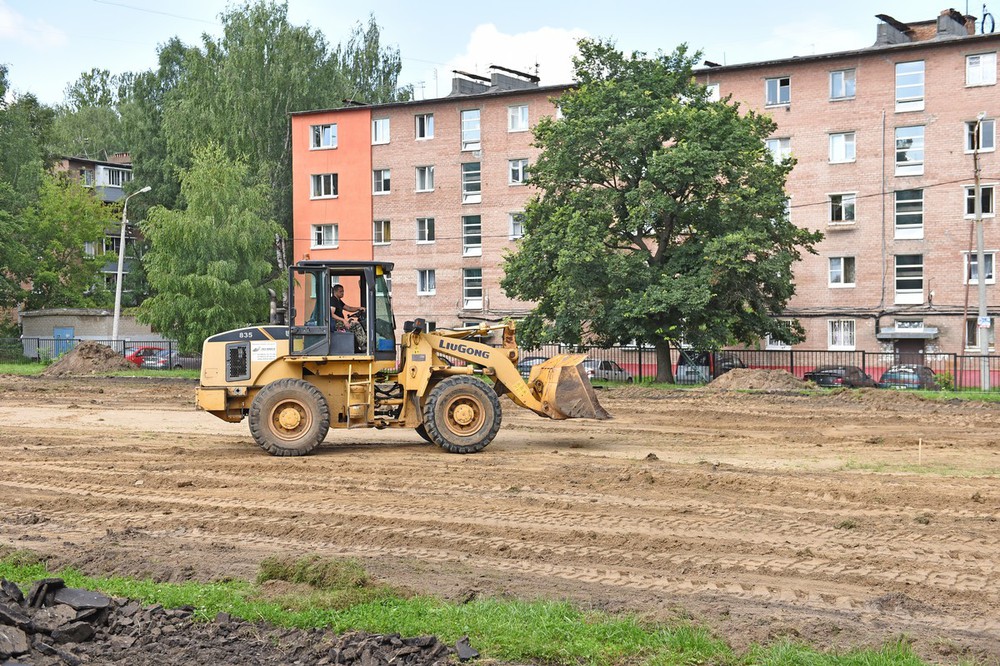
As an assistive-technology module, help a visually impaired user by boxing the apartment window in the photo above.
[310,173,338,199]
[416,217,435,243]
[706,83,720,101]
[98,166,132,187]
[829,132,856,163]
[463,268,483,309]
[895,61,924,112]
[967,53,997,86]
[894,189,924,239]
[509,212,525,239]
[829,69,856,99]
[373,219,391,245]
[508,104,529,131]
[461,109,481,150]
[372,118,390,144]
[829,257,856,287]
[895,254,924,304]
[966,119,996,152]
[766,138,791,163]
[373,168,391,194]
[84,241,97,257]
[829,193,856,224]
[311,223,338,249]
[462,215,482,256]
[966,317,996,350]
[828,319,856,350]
[461,162,481,203]
[965,185,995,217]
[895,126,924,176]
[415,165,434,192]
[765,77,790,106]
[509,158,528,185]
[964,252,996,284]
[417,269,436,295]
[310,123,337,150]
[415,113,434,139]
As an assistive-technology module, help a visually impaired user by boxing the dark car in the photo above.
[517,356,549,379]
[141,350,201,370]
[804,365,877,388]
[675,352,746,384]
[877,365,940,390]
[582,359,633,383]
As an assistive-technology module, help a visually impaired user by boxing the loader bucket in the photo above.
[528,354,612,420]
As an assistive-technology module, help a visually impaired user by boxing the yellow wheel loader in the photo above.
[196,260,610,456]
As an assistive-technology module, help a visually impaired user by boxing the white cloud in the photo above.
[0,1,66,49]
[444,24,588,87]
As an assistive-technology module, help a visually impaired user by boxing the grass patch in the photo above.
[0,362,196,379]
[0,551,942,666]
[841,460,1000,477]
[0,362,47,375]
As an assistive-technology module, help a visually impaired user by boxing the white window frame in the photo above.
[894,254,924,304]
[966,316,997,350]
[373,168,391,195]
[829,193,856,225]
[765,319,794,350]
[461,162,481,203]
[894,188,924,240]
[966,119,996,153]
[895,126,924,176]
[765,76,790,106]
[509,158,528,185]
[463,268,483,309]
[895,60,925,112]
[766,137,790,163]
[828,256,856,287]
[462,215,482,257]
[508,104,529,132]
[310,173,338,199]
[829,68,856,100]
[415,165,434,192]
[705,83,720,101]
[310,123,337,150]
[416,217,435,244]
[461,109,481,151]
[509,212,525,240]
[373,219,391,245]
[964,184,996,218]
[372,117,390,144]
[967,53,997,87]
[311,223,338,249]
[417,269,436,295]
[829,132,856,163]
[828,319,856,351]
[964,251,997,285]
[415,113,434,139]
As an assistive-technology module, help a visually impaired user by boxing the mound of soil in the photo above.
[42,342,135,377]
[707,368,811,391]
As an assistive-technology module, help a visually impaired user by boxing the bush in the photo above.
[936,371,955,391]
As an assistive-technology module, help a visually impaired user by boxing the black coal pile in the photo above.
[0,577,464,665]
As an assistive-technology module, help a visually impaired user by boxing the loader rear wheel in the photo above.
[249,379,330,456]
[422,376,501,454]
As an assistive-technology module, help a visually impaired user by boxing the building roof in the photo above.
[60,155,133,169]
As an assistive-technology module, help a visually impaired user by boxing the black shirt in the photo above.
[331,294,346,320]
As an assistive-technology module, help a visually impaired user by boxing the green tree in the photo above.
[334,14,411,103]
[138,144,285,352]
[19,174,114,310]
[52,68,127,159]
[501,41,821,382]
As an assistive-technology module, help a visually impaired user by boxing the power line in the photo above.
[90,0,218,25]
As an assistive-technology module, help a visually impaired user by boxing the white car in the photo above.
[582,359,633,383]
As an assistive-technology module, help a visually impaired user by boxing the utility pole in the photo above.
[112,186,151,344]
[973,113,991,390]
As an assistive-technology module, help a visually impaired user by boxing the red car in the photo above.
[125,346,164,366]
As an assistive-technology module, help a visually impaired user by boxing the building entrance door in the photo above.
[894,338,924,365]
[53,327,75,357]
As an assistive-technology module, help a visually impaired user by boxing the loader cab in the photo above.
[288,260,396,362]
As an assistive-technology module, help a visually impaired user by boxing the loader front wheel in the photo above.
[249,379,330,456]
[422,376,501,454]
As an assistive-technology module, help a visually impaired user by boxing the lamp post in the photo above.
[973,113,991,391]
[111,185,151,345]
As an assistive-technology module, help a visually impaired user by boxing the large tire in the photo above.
[415,424,433,443]
[421,376,502,454]
[248,378,330,456]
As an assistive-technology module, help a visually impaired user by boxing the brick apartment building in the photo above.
[290,68,569,329]
[699,9,1000,357]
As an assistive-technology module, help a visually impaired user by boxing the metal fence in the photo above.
[1,338,178,364]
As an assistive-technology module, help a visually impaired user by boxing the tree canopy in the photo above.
[501,40,821,381]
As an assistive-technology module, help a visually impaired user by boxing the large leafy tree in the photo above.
[138,144,285,352]
[502,41,821,382]
[51,68,127,159]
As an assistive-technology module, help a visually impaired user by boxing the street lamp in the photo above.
[111,185,151,344]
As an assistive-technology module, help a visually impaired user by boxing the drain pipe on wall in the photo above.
[878,109,887,336]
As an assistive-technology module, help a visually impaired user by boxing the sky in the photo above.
[0,0,992,106]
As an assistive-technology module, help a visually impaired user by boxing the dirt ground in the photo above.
[2,374,999,664]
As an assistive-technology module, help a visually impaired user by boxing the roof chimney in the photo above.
[874,13,913,45]
[449,70,490,97]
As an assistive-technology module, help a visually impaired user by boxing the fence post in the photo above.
[954,355,959,391]
[638,344,644,382]
[789,349,795,377]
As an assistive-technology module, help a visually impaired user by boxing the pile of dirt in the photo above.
[706,368,812,391]
[42,342,135,377]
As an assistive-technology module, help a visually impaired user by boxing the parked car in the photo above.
[804,365,877,388]
[125,346,164,366]
[675,352,746,384]
[141,350,201,370]
[582,359,633,383]
[517,356,549,379]
[877,365,940,390]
